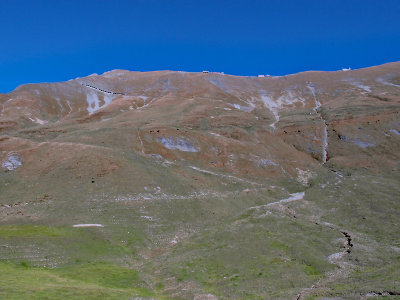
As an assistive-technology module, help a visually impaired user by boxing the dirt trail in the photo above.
[248,191,305,211]
[189,166,265,186]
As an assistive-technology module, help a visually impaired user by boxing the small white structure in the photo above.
[258,75,265,77]
[342,68,351,71]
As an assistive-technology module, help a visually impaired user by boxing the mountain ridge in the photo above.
[0,61,399,299]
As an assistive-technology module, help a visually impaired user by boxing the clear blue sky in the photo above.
[1,0,399,92]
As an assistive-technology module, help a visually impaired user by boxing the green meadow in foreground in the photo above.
[1,171,399,299]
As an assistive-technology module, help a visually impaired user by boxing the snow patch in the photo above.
[158,137,199,152]
[343,79,371,92]
[270,192,305,206]
[260,90,306,129]
[72,224,104,227]
[328,251,345,263]
[209,132,223,138]
[339,135,375,148]
[250,192,305,209]
[307,83,321,111]
[2,154,22,171]
[251,155,278,167]
[86,92,114,115]
[352,139,375,148]
[170,236,178,245]
[260,94,279,128]
[55,97,64,113]
[257,158,278,167]
[229,103,254,112]
[353,82,371,92]
[66,100,73,115]
[138,95,148,102]
[377,77,400,88]
[390,129,400,136]
[28,117,48,125]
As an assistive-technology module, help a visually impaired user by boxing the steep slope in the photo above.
[0,62,399,299]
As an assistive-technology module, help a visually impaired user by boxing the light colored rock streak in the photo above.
[55,97,64,114]
[137,96,161,110]
[307,84,321,111]
[260,94,280,128]
[308,83,328,163]
[322,121,328,163]
[138,132,145,154]
[1,98,13,115]
[66,100,73,115]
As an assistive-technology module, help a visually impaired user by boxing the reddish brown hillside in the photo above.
[1,62,400,184]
